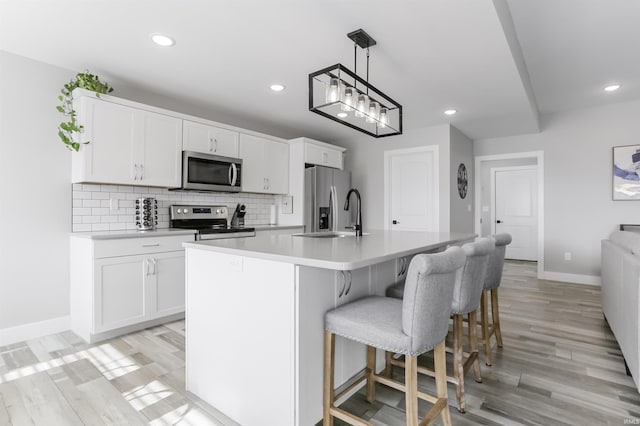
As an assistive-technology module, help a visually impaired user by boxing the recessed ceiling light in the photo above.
[337,112,348,118]
[604,84,621,92]
[151,34,175,47]
[270,84,285,92]
[444,109,457,116]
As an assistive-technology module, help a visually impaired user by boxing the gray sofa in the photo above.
[601,231,640,391]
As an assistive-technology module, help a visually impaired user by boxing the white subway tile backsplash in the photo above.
[83,184,102,192]
[72,184,277,231]
[92,192,109,200]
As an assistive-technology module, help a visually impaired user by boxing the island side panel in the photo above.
[185,248,296,426]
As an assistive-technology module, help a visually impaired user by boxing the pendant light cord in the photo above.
[354,43,358,90]
[366,48,370,95]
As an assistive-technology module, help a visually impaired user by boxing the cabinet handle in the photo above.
[151,258,157,275]
[134,164,139,180]
[139,164,144,180]
[146,258,151,276]
[142,243,160,247]
[209,137,214,152]
[266,178,270,190]
[214,138,218,152]
[345,271,352,296]
[263,178,267,190]
[338,271,346,298]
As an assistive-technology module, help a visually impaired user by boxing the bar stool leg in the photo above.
[366,346,376,403]
[481,290,493,366]
[405,355,419,426]
[434,341,453,426]
[491,288,503,348]
[323,331,335,426]
[468,310,482,383]
[453,314,466,413]
[384,351,394,378]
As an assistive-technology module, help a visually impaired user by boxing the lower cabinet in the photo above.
[71,235,191,343]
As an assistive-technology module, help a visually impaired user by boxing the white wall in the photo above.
[341,125,451,231]
[450,126,474,233]
[0,52,74,331]
[475,100,640,277]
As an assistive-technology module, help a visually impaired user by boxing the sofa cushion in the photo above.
[610,231,640,256]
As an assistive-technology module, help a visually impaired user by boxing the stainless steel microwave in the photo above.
[178,151,242,192]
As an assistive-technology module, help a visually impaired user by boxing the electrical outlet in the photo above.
[564,252,572,261]
[282,195,293,214]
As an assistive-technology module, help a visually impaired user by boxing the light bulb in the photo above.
[355,94,369,118]
[326,78,340,103]
[342,86,354,111]
[366,101,379,123]
[379,108,389,128]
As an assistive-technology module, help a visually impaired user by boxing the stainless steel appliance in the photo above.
[304,166,352,233]
[175,151,242,192]
[135,197,158,230]
[170,205,255,240]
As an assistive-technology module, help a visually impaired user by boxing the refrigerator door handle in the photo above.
[331,186,338,232]
[328,186,333,232]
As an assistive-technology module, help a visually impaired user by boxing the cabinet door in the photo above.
[138,111,182,188]
[264,139,289,194]
[305,143,343,169]
[183,120,239,157]
[149,251,186,318]
[94,255,148,332]
[239,134,266,193]
[73,97,137,184]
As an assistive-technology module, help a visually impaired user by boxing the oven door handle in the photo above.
[230,163,238,186]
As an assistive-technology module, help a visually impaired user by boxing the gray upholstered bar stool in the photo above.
[323,247,466,426]
[481,233,512,366]
[385,238,495,413]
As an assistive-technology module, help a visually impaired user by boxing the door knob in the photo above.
[496,220,502,223]
[393,220,399,224]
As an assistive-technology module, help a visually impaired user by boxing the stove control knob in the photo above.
[178,209,183,214]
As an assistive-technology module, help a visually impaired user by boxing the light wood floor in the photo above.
[1,261,638,425]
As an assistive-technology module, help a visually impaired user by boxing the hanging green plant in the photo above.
[57,72,113,151]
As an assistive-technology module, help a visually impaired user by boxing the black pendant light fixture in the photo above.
[309,29,402,138]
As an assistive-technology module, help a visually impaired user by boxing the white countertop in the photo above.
[253,224,304,231]
[70,228,197,240]
[183,230,475,270]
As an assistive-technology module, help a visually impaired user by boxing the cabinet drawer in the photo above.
[94,235,194,258]
[305,144,342,169]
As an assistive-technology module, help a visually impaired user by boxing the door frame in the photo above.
[490,165,538,236]
[474,151,544,278]
[384,145,440,231]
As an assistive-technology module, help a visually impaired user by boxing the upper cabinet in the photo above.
[183,120,239,158]
[71,94,182,188]
[239,134,289,194]
[293,137,345,170]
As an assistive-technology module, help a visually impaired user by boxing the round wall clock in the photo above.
[457,163,468,199]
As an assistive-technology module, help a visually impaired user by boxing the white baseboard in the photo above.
[540,271,601,286]
[0,316,70,346]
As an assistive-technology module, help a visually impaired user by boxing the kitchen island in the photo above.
[183,230,474,426]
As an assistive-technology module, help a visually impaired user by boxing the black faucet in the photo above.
[344,188,363,237]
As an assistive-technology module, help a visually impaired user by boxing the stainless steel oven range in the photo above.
[170,205,255,240]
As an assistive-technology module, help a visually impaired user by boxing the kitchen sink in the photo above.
[292,231,369,238]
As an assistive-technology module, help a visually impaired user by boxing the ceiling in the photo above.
[1,0,638,142]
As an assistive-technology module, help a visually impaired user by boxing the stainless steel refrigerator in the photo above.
[304,166,352,233]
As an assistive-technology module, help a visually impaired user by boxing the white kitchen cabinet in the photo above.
[183,120,239,157]
[71,92,182,188]
[304,141,344,170]
[70,234,193,343]
[239,133,289,194]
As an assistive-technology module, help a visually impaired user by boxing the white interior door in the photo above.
[492,167,538,261]
[385,147,439,231]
